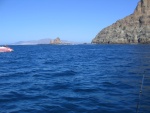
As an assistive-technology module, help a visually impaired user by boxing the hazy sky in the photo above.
[0,0,139,44]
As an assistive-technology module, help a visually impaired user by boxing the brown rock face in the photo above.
[92,0,150,44]
[50,37,61,44]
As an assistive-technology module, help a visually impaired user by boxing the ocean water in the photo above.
[0,44,150,113]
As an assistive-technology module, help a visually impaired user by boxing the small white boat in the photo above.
[0,46,13,52]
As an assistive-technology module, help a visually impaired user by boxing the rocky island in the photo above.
[50,37,61,44]
[50,37,72,45]
[92,0,150,44]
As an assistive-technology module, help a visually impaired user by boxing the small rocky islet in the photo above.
[50,37,75,45]
[92,0,150,44]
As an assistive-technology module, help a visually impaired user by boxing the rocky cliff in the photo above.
[92,0,150,44]
[50,37,61,44]
[50,37,73,45]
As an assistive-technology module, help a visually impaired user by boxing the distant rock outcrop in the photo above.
[50,37,61,44]
[50,37,74,45]
[92,0,150,44]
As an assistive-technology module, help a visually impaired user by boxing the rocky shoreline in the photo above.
[92,0,150,44]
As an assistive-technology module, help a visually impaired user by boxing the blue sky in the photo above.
[0,0,139,44]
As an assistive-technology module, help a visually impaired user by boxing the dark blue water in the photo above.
[0,44,150,113]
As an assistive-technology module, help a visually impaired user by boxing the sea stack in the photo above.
[50,37,61,44]
[92,0,150,44]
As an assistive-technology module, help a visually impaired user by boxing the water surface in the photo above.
[0,44,150,113]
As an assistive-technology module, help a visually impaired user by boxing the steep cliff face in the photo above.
[92,0,150,44]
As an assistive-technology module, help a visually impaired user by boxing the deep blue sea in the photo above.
[0,44,150,113]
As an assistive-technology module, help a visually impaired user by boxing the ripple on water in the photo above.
[0,45,150,113]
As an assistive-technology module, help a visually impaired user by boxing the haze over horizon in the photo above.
[0,0,139,44]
